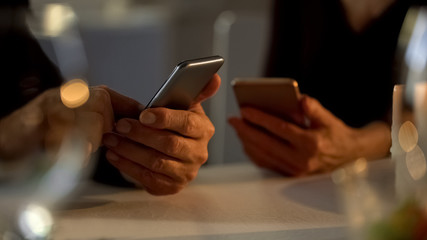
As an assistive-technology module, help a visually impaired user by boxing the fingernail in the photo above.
[116,120,132,133]
[106,150,120,162]
[140,111,156,125]
[103,134,119,147]
[138,104,146,112]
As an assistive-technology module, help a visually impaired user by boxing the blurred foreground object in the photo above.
[334,5,427,240]
[0,3,94,239]
[394,6,427,199]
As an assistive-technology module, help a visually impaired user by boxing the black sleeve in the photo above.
[0,4,63,118]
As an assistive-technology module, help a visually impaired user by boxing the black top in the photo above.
[0,0,28,6]
[265,0,412,128]
[0,4,62,118]
[0,3,131,187]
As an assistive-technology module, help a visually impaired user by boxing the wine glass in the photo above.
[333,6,427,240]
[0,4,93,239]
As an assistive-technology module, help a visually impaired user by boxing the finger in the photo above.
[229,117,310,173]
[105,150,185,195]
[100,85,144,119]
[114,118,209,163]
[193,74,221,103]
[300,95,337,128]
[102,133,197,183]
[138,107,214,139]
[240,107,308,144]
[242,140,299,176]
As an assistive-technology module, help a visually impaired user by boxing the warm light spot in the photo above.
[353,158,367,175]
[331,168,346,185]
[398,121,418,152]
[406,145,427,181]
[43,4,75,37]
[60,79,90,108]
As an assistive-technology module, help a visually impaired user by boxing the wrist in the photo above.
[353,121,391,160]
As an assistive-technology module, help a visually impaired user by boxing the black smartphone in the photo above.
[145,55,224,110]
[231,77,303,123]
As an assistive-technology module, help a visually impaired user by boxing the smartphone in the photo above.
[231,78,302,122]
[145,55,224,110]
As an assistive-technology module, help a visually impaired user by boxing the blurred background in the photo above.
[31,0,274,165]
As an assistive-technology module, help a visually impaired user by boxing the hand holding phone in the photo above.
[146,56,224,110]
[231,78,304,125]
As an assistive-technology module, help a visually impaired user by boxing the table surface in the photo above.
[52,162,349,240]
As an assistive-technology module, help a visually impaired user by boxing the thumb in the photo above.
[193,74,221,103]
[301,95,336,127]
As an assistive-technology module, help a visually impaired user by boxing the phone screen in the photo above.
[232,78,302,121]
[146,56,224,110]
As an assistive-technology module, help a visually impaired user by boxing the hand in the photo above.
[103,74,221,195]
[0,86,115,160]
[228,95,391,176]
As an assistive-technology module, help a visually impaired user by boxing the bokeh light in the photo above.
[353,158,368,175]
[18,204,53,239]
[406,145,427,181]
[43,4,76,37]
[60,79,90,108]
[398,121,418,152]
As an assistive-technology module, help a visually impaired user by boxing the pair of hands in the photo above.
[229,95,391,176]
[0,74,221,195]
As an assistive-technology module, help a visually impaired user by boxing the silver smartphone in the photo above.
[145,56,224,110]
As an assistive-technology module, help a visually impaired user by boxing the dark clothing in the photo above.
[0,0,28,7]
[0,5,63,118]
[0,4,131,187]
[265,0,411,128]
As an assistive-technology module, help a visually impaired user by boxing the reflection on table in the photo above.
[53,162,347,240]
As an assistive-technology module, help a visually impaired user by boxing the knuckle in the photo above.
[186,148,208,166]
[197,149,209,164]
[205,121,215,138]
[183,114,198,134]
[185,170,198,182]
[150,157,166,172]
[164,135,182,156]
[137,168,154,184]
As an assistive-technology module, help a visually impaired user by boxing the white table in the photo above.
[52,163,348,240]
